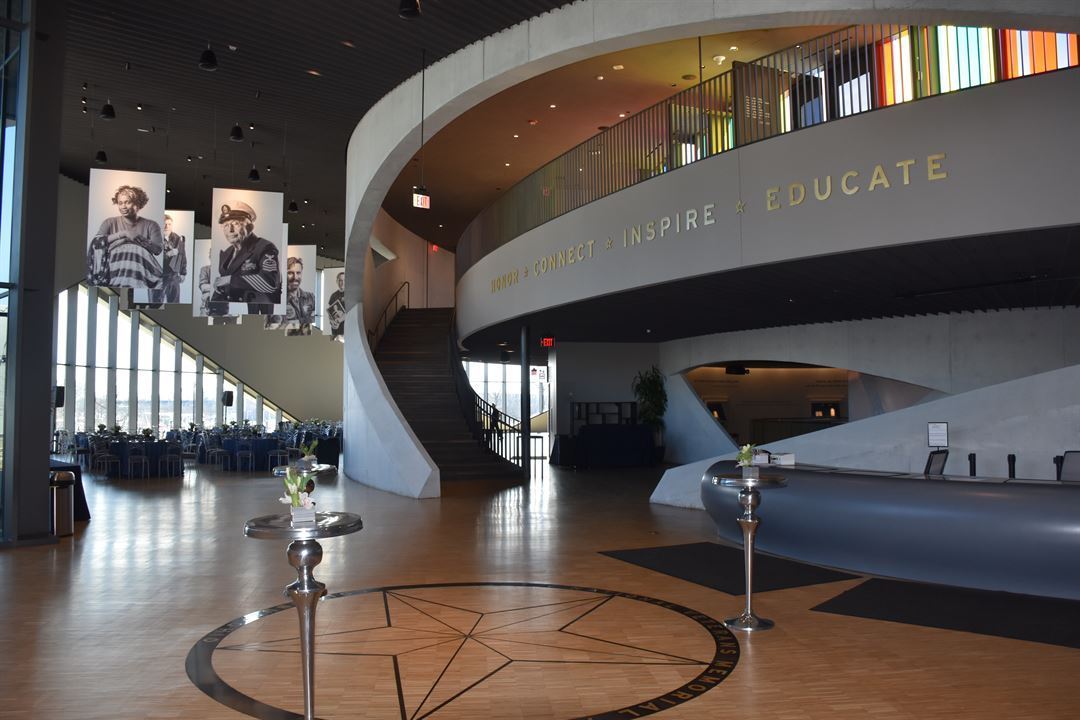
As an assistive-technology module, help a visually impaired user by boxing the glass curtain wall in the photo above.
[462,360,550,421]
[53,283,296,435]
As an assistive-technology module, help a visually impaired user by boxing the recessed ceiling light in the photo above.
[136,103,143,111]
[712,55,726,64]
[341,40,355,48]
[80,96,87,104]
[303,198,310,204]
[618,112,626,118]
[504,162,510,167]
[597,125,609,131]
[512,133,519,138]
[248,122,255,130]
[527,119,538,126]
[166,188,171,194]
[730,45,738,51]
[548,103,556,109]
[307,69,322,77]
[438,224,443,228]
[681,73,696,80]
[612,64,624,70]
[595,74,604,80]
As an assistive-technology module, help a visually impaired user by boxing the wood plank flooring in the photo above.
[1,460,1078,719]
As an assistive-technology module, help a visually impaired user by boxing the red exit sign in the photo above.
[540,336,555,348]
[412,191,431,209]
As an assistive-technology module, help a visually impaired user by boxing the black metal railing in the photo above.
[447,312,531,472]
[457,23,1079,275]
[369,281,409,349]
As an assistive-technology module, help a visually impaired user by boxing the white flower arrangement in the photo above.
[280,467,316,509]
[736,444,756,467]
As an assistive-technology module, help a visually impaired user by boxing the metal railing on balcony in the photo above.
[457,23,1079,276]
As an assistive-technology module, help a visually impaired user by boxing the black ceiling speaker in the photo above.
[99,101,116,120]
[94,149,108,164]
[399,0,421,19]
[247,165,260,182]
[229,123,244,142]
[199,45,218,71]
[222,391,234,407]
[287,200,299,213]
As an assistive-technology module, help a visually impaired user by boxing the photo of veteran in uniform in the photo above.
[265,247,316,335]
[210,193,283,314]
[85,169,167,290]
[194,238,234,318]
[320,266,345,337]
[150,214,188,303]
[134,209,195,306]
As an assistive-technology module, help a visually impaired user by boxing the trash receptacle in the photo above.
[50,471,75,537]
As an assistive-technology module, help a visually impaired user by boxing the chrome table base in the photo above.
[707,472,787,633]
[245,511,363,720]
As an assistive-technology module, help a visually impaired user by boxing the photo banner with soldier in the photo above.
[265,244,317,336]
[193,237,243,320]
[85,168,167,291]
[131,209,195,305]
[209,188,284,315]
[320,266,346,339]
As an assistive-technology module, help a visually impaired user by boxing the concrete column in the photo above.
[84,286,97,432]
[215,369,224,427]
[63,289,77,435]
[173,340,182,429]
[520,323,530,479]
[150,325,161,433]
[236,382,245,424]
[106,295,118,428]
[194,355,204,426]
[128,310,139,433]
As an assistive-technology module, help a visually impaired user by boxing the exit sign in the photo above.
[412,191,431,209]
[540,336,555,348]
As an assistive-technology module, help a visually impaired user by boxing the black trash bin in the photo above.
[50,471,75,537]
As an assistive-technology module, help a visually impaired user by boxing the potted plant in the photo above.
[279,466,316,523]
[736,443,759,479]
[632,365,668,463]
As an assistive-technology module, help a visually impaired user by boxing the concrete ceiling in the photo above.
[59,0,576,261]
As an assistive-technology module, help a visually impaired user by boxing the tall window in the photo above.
[52,283,296,434]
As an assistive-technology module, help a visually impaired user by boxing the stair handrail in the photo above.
[370,281,410,349]
[447,311,523,470]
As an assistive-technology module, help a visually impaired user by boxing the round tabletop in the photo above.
[244,511,364,541]
[711,472,787,490]
[271,464,338,479]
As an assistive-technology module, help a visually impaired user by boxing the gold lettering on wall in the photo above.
[489,150,952,293]
[841,170,860,195]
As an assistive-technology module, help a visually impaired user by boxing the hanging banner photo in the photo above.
[131,209,195,305]
[85,168,167,290]
[321,266,346,339]
[209,188,284,315]
[193,238,243,319]
[265,244,317,336]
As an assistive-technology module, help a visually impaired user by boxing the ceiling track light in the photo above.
[398,0,421,19]
[99,100,116,120]
[229,122,244,142]
[94,149,108,164]
[199,44,218,71]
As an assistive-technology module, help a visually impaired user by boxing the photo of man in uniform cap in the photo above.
[212,200,281,313]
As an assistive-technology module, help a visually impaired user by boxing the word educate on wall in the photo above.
[489,151,949,295]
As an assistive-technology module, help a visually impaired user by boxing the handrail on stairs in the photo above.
[447,311,524,473]
[370,281,410,349]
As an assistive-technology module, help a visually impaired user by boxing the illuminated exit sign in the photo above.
[412,186,431,209]
[540,336,555,348]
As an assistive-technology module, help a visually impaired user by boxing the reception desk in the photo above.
[701,462,1080,601]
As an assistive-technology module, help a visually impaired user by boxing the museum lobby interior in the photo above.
[2,1,1080,718]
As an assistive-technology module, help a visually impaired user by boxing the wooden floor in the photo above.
[2,460,1078,719]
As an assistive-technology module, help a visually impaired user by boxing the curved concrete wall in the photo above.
[343,1,1080,497]
[457,68,1080,341]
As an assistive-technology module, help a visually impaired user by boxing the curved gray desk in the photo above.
[701,462,1080,601]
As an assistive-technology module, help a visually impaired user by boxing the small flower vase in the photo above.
[290,505,316,524]
[740,465,760,480]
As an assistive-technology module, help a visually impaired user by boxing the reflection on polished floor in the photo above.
[2,461,1079,719]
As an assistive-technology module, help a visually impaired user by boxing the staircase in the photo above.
[373,308,522,482]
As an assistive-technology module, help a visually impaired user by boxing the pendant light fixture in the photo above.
[199,44,218,71]
[288,200,299,213]
[99,99,116,120]
[247,165,260,182]
[94,149,108,164]
[229,122,244,142]
[399,0,421,19]
[412,49,430,210]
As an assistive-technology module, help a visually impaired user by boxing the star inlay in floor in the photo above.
[188,582,738,719]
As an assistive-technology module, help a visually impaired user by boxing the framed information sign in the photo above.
[927,422,949,448]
